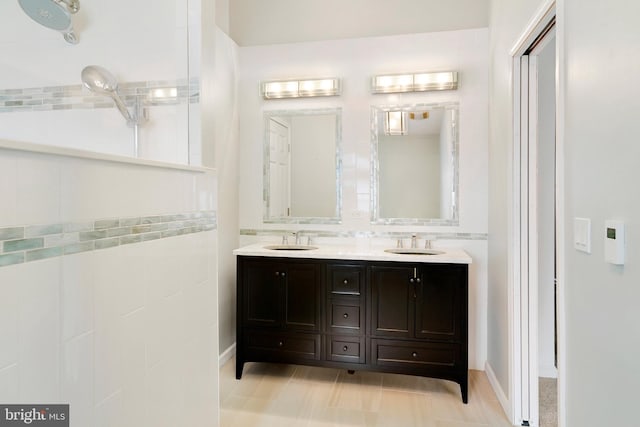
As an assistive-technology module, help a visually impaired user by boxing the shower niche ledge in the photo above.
[0,139,212,173]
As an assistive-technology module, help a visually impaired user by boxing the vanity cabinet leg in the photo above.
[460,378,468,404]
[236,360,244,380]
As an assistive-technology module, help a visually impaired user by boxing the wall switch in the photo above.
[604,220,625,265]
[574,217,591,253]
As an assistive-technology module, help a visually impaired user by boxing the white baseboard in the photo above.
[539,364,558,379]
[485,361,512,423]
[219,343,236,368]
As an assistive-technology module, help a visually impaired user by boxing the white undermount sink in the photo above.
[384,248,445,256]
[263,244,319,251]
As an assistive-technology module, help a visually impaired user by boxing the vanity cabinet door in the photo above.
[283,262,322,332]
[242,258,282,328]
[240,257,322,332]
[414,264,466,342]
[370,263,467,342]
[370,264,414,339]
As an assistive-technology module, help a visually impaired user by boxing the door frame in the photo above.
[508,0,566,425]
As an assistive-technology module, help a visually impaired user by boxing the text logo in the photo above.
[0,405,69,427]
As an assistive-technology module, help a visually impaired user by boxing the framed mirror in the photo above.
[263,108,342,224]
[371,102,459,225]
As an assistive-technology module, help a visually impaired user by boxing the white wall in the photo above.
[212,28,241,356]
[229,0,489,46]
[0,0,193,164]
[489,1,640,425]
[563,1,640,425]
[237,29,489,370]
[0,147,219,427]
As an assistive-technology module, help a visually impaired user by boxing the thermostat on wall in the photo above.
[605,220,625,265]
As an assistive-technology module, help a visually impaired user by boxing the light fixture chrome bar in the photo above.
[261,78,341,99]
[371,71,458,94]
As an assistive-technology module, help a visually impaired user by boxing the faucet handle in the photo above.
[424,240,432,249]
[282,234,289,245]
[396,238,404,248]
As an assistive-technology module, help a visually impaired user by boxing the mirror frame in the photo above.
[370,102,459,226]
[263,107,343,224]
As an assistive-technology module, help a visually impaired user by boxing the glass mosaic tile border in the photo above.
[0,211,216,268]
[240,228,487,241]
[0,78,199,114]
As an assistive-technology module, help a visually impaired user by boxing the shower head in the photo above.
[17,0,80,44]
[81,65,134,124]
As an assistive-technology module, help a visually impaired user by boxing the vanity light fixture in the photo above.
[261,78,341,99]
[385,111,407,136]
[371,71,458,94]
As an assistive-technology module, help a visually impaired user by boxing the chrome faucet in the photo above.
[294,231,302,245]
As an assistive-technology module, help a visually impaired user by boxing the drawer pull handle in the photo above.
[278,341,284,347]
[343,313,349,318]
[343,279,348,284]
[412,352,418,358]
[343,346,348,352]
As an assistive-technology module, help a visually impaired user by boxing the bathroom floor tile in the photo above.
[220,359,511,427]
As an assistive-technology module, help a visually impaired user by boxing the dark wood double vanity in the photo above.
[234,245,470,403]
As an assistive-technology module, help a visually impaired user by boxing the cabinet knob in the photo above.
[275,271,280,277]
[409,278,415,283]
[343,313,349,318]
[278,341,284,347]
[343,346,348,352]
[281,272,286,277]
[416,278,421,283]
[343,279,348,284]
[412,352,418,358]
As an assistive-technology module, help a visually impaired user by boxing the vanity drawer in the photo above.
[245,331,321,361]
[371,339,460,369]
[328,263,365,296]
[327,336,365,364]
[330,302,362,329]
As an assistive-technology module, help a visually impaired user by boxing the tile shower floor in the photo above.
[220,358,513,427]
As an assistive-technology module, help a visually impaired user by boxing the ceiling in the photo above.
[227,0,489,46]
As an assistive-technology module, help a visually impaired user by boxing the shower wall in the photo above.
[0,0,200,165]
[0,1,220,426]
[0,147,219,426]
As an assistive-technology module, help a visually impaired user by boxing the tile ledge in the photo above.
[0,139,215,174]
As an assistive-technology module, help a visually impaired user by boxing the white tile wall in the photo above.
[0,146,219,426]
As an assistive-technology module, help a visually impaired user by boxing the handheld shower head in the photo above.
[81,65,134,124]
[18,0,80,44]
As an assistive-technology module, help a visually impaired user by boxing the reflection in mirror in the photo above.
[264,108,342,223]
[371,103,459,225]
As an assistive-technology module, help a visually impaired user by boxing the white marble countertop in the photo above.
[233,243,472,264]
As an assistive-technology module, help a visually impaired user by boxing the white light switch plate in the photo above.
[574,217,591,253]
